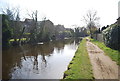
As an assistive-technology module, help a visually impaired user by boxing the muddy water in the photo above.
[2,38,81,79]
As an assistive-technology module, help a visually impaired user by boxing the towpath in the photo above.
[86,40,118,79]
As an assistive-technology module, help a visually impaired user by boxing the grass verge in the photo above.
[90,38,120,65]
[63,38,93,79]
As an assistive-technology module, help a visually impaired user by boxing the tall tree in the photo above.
[27,10,38,43]
[39,19,55,41]
[2,7,25,45]
[83,10,100,38]
[2,14,12,48]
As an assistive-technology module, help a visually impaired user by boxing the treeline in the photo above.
[2,8,88,48]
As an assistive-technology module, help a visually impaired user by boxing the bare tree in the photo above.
[83,10,100,37]
[27,10,38,43]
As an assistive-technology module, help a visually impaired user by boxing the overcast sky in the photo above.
[0,0,119,28]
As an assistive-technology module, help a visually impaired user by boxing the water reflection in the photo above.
[2,38,81,79]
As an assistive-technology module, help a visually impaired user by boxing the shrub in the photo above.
[103,23,120,50]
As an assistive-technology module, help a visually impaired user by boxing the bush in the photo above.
[103,23,120,50]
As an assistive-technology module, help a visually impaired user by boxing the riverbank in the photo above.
[90,38,120,65]
[63,38,93,79]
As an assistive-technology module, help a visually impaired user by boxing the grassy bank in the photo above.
[90,38,120,65]
[63,38,93,79]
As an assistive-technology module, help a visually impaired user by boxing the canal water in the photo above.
[2,38,81,79]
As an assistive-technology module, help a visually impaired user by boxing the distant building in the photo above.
[24,18,34,33]
[24,18,33,23]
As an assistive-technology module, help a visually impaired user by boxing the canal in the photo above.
[2,38,81,79]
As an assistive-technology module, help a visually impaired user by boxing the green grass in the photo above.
[25,33,31,35]
[90,38,120,65]
[9,38,27,42]
[64,38,93,79]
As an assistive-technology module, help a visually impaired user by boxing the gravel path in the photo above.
[86,40,118,79]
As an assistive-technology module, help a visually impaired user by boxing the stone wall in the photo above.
[92,33,103,42]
